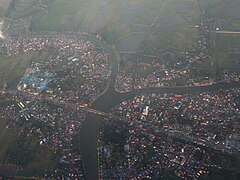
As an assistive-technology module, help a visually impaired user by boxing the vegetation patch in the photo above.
[0,53,34,88]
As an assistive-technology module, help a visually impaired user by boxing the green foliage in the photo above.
[3,130,57,176]
[200,150,240,180]
[162,168,180,180]
[103,123,128,144]
[32,0,108,32]
[5,134,33,167]
[0,118,16,163]
[0,53,34,88]
[101,23,131,44]
[59,76,85,91]
[0,7,6,17]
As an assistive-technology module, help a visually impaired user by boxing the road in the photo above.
[214,30,240,34]
[43,97,108,116]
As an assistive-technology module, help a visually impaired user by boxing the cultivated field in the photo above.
[3,0,202,60]
[0,0,10,17]
[32,0,121,33]
[0,118,16,163]
[199,0,240,77]
[0,53,34,88]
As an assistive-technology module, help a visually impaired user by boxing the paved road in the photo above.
[214,30,240,34]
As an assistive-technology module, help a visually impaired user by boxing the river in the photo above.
[80,39,240,180]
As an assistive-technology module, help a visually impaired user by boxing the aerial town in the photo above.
[0,0,240,179]
[115,12,239,93]
[99,88,240,179]
[0,34,112,178]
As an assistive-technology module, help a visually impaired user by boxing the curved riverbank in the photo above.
[92,81,240,113]
[80,38,119,180]
[80,37,240,180]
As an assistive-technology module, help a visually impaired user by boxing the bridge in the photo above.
[42,97,109,116]
[213,30,240,34]
[85,107,108,116]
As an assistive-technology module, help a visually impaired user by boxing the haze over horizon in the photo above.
[0,0,240,179]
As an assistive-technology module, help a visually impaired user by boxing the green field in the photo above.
[0,53,34,88]
[3,0,202,59]
[32,0,114,32]
[0,7,5,17]
[3,128,57,176]
[116,32,148,52]
[16,143,57,176]
[196,0,240,78]
[1,17,11,31]
[28,0,201,57]
[113,0,240,77]
[99,0,201,76]
[0,0,10,17]
[0,118,16,163]
[0,116,58,177]
[33,0,87,31]
[197,34,240,78]
[5,0,47,19]
[102,0,201,56]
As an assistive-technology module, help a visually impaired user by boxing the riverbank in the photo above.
[80,113,101,180]
[82,81,240,179]
[92,81,240,113]
[79,37,119,180]
[80,34,240,179]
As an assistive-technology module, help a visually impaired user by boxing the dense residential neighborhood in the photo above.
[0,0,240,179]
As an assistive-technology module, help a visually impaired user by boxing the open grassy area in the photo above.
[1,127,57,176]
[101,22,132,44]
[199,0,240,78]
[33,0,87,31]
[200,150,240,180]
[193,33,240,79]
[1,17,11,31]
[106,0,202,76]
[114,0,240,77]
[101,0,201,57]
[5,0,47,19]
[198,0,222,12]
[0,8,6,18]
[0,0,10,17]
[16,145,57,176]
[59,76,86,91]
[0,53,34,88]
[0,116,58,177]
[32,0,116,32]
[3,0,202,62]
[0,118,16,163]
[116,32,148,52]
[142,0,200,55]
